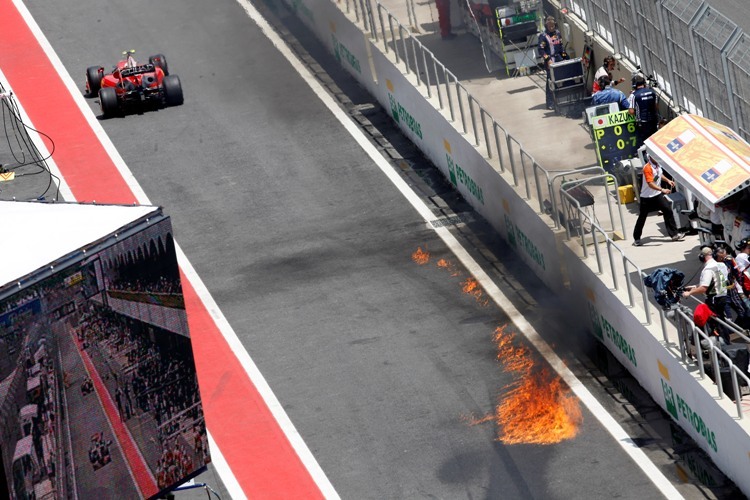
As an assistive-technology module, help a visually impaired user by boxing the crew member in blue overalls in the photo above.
[591,75,629,110]
[628,74,659,149]
[538,16,567,110]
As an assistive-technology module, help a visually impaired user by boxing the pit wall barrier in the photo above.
[564,245,748,489]
[278,0,750,494]
[288,0,379,96]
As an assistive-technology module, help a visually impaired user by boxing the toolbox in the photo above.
[617,184,636,204]
[549,58,584,88]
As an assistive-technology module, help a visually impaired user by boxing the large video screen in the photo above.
[0,217,210,499]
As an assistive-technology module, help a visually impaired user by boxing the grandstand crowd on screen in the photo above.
[75,304,206,472]
[109,276,181,295]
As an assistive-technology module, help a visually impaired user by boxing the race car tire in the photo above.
[149,54,169,76]
[163,75,184,106]
[86,66,103,96]
[99,87,119,117]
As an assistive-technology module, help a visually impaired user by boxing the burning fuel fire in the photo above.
[462,277,489,307]
[489,325,582,444]
[420,252,487,303]
[412,247,430,265]
[437,258,461,276]
[462,277,479,294]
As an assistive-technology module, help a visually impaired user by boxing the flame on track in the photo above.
[462,277,489,307]
[412,247,430,265]
[437,258,461,276]
[488,325,582,444]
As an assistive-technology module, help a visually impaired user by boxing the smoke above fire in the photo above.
[413,248,582,444]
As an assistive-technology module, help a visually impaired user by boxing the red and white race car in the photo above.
[85,50,183,117]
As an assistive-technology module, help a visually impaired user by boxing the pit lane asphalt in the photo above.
[19,0,709,497]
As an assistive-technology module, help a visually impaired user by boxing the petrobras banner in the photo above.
[563,243,750,495]
[280,0,377,95]
[317,0,378,94]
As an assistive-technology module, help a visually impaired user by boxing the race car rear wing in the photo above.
[120,63,156,78]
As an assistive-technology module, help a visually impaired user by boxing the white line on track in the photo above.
[232,0,685,498]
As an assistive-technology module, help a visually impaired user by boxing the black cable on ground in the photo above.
[0,89,60,199]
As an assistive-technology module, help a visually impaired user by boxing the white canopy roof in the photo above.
[1,201,158,286]
[645,114,750,208]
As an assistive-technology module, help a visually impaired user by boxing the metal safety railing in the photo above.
[559,180,649,321]
[561,189,750,419]
[343,0,664,327]
[673,307,750,418]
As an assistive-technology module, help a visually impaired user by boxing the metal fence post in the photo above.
[388,12,400,64]
[493,122,505,171]
[422,50,431,98]
[433,59,442,108]
[480,109,490,158]
[445,68,455,121]
[358,0,368,30]
[722,31,743,131]
[352,0,360,23]
[378,7,387,51]
[456,81,467,133]
[688,4,710,115]
[400,26,409,73]
[507,136,518,186]
[411,38,421,85]
[365,0,378,41]
[468,96,479,146]
[656,0,684,106]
